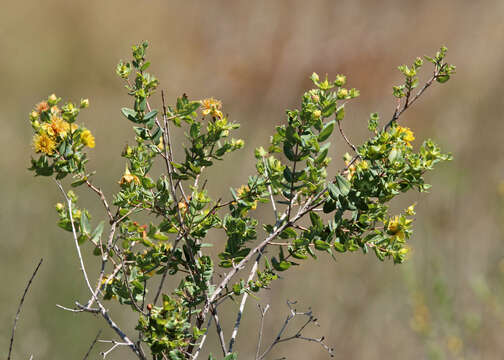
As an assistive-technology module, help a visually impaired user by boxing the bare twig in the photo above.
[153,266,169,306]
[99,340,130,359]
[211,305,227,356]
[192,316,213,360]
[86,180,114,223]
[257,301,334,360]
[56,302,99,314]
[256,304,270,359]
[82,329,102,360]
[55,180,96,297]
[8,258,43,360]
[228,251,264,353]
[337,119,358,153]
[55,181,144,359]
[262,157,278,222]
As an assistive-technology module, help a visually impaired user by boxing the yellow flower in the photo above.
[405,203,416,216]
[80,129,95,148]
[201,98,223,119]
[387,215,405,241]
[178,201,188,214]
[119,168,140,186]
[236,185,250,198]
[35,101,49,114]
[42,116,70,138]
[33,133,57,155]
[157,137,164,151]
[387,215,400,234]
[397,126,415,146]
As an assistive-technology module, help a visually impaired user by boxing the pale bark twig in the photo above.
[8,258,43,360]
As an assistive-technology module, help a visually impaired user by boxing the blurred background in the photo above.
[2,1,504,359]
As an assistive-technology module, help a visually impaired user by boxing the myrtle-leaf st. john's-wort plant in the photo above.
[24,42,454,359]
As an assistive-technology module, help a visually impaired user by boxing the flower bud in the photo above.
[337,88,349,99]
[80,98,90,108]
[334,74,346,87]
[313,110,321,119]
[30,111,39,121]
[48,94,58,105]
[55,203,65,212]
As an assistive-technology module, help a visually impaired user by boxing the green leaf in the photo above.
[70,178,86,187]
[190,122,200,138]
[323,198,337,213]
[272,257,291,271]
[334,240,346,252]
[286,125,301,144]
[327,183,340,200]
[140,61,151,71]
[309,212,323,228]
[80,212,91,235]
[335,175,351,196]
[336,106,345,121]
[322,102,337,118]
[283,142,297,161]
[314,239,330,251]
[315,142,330,163]
[121,107,138,122]
[144,109,158,122]
[90,221,104,245]
[318,120,335,142]
[283,167,293,182]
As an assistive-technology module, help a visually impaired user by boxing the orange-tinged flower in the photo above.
[35,101,49,114]
[33,133,56,155]
[50,105,60,115]
[119,168,140,186]
[201,98,223,119]
[80,129,95,148]
[42,116,70,138]
[178,201,188,213]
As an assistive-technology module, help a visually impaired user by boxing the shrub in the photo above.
[26,42,454,359]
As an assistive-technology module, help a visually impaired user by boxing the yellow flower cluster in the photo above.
[201,98,223,119]
[396,125,415,147]
[30,94,95,155]
[235,185,257,210]
[81,129,95,148]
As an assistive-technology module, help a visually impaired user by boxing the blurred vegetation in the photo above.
[2,1,504,359]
